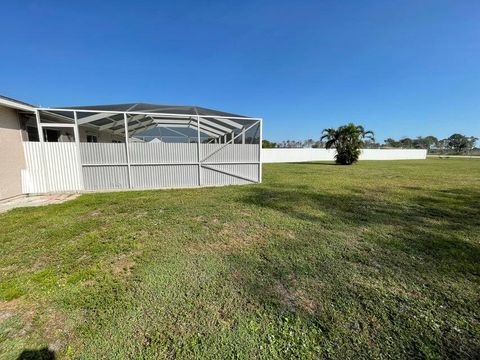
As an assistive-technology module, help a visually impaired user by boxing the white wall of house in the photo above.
[0,105,26,200]
[262,148,427,163]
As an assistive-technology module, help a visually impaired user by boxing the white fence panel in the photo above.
[360,149,427,160]
[262,149,427,163]
[21,143,48,193]
[22,141,262,194]
[261,149,336,163]
[80,143,127,164]
[22,142,82,193]
[201,164,259,186]
[131,165,198,189]
[82,166,129,190]
[202,144,259,163]
[129,143,197,164]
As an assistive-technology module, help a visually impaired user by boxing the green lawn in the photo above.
[1,159,479,359]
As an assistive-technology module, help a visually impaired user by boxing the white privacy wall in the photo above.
[22,142,83,193]
[262,149,427,163]
[21,143,426,194]
[360,149,427,160]
[21,142,261,194]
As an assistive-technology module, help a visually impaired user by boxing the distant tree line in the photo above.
[263,133,479,155]
[383,134,478,154]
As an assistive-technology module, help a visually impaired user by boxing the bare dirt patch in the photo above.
[111,253,138,276]
[273,280,318,315]
[188,221,270,254]
[0,298,70,352]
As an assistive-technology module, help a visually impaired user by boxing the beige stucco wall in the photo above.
[0,105,26,200]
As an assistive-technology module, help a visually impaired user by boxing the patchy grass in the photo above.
[0,159,479,359]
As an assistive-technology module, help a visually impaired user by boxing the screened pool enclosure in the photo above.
[20,103,262,193]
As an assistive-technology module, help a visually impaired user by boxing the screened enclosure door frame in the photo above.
[199,119,261,185]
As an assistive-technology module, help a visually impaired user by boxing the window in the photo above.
[86,134,98,143]
[44,129,59,142]
[26,127,61,142]
[112,140,122,143]
[27,126,39,142]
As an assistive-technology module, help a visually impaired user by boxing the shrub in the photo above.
[321,123,374,165]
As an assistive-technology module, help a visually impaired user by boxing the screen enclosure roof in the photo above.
[35,102,261,139]
[57,102,251,118]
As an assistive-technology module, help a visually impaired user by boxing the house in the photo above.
[0,96,35,200]
[0,95,262,201]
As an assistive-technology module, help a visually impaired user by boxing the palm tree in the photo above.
[321,123,375,165]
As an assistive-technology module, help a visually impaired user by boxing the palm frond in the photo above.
[363,130,375,142]
[321,128,337,142]
[325,139,336,149]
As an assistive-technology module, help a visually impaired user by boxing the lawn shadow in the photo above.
[17,347,55,360]
[223,184,480,357]
[238,185,480,272]
[288,161,338,166]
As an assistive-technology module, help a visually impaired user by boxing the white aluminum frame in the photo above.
[33,107,263,190]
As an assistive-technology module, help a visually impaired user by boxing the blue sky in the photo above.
[1,0,479,143]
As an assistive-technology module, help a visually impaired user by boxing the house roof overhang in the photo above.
[0,95,36,112]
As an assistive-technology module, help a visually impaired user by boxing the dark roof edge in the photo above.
[0,96,257,119]
[0,95,37,111]
[54,102,251,118]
